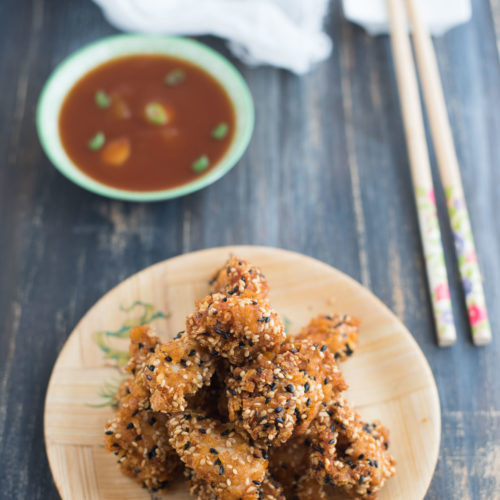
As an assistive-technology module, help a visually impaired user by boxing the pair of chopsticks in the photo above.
[386,0,491,346]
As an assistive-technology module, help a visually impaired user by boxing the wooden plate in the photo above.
[44,246,440,499]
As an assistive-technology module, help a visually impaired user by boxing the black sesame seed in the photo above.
[285,384,294,393]
[345,344,354,356]
[290,348,298,354]
[165,356,172,362]
[306,398,311,407]
[146,374,152,381]
[184,441,191,450]
[334,353,341,360]
[228,388,236,396]
[147,445,158,459]
[328,439,335,445]
[134,468,141,474]
[188,349,196,357]
[219,465,224,475]
[304,382,310,393]
[132,409,139,417]
[105,430,113,435]
[184,414,192,420]
[262,451,268,459]
[210,448,218,454]
[138,342,144,349]
[374,460,379,468]
[214,458,222,466]
[126,423,134,430]
[220,430,230,436]
[149,347,155,353]
[358,454,365,460]
[135,435,142,441]
[180,359,187,367]
[253,480,261,485]
[318,460,325,469]
[275,407,283,413]
[199,429,207,434]
[321,345,327,352]
[253,453,261,459]
[222,297,228,302]
[265,397,271,404]
[275,416,284,424]
[358,476,365,485]
[148,365,155,371]
[149,417,157,425]
[324,377,329,384]
[270,382,276,390]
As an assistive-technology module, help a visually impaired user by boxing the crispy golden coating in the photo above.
[187,293,286,365]
[187,472,285,500]
[209,256,269,300]
[127,324,162,375]
[306,396,396,499]
[226,341,347,446]
[295,474,328,500]
[295,313,360,362]
[168,411,268,500]
[104,379,182,491]
[133,329,216,413]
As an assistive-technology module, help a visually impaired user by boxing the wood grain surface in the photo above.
[44,246,440,499]
[0,0,499,499]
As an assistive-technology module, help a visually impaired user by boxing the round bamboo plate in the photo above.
[44,246,440,500]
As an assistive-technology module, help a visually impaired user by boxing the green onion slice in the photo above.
[212,122,229,140]
[165,68,186,86]
[145,102,168,125]
[95,90,111,108]
[192,155,210,173]
[88,132,105,151]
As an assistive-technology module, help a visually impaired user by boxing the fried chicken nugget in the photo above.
[306,396,396,499]
[168,411,268,500]
[226,341,346,446]
[295,313,360,362]
[209,256,269,300]
[186,471,285,500]
[186,293,286,365]
[104,379,182,491]
[132,328,216,413]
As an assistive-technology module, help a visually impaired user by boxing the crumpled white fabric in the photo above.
[342,0,471,36]
[92,0,332,74]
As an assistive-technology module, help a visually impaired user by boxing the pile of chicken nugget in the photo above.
[104,257,396,500]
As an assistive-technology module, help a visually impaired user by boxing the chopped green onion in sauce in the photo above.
[95,90,111,108]
[192,155,210,173]
[165,68,186,86]
[145,102,168,125]
[212,122,229,140]
[88,132,105,151]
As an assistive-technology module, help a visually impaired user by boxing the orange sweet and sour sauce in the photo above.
[59,55,235,191]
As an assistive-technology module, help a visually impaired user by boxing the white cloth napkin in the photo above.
[342,0,472,36]
[92,0,332,74]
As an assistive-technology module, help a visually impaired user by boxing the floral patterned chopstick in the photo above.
[405,0,492,345]
[387,0,457,346]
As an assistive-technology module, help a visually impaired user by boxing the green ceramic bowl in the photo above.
[37,35,254,201]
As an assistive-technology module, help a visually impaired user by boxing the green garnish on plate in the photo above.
[95,90,111,109]
[212,122,229,140]
[88,132,105,151]
[165,68,186,86]
[192,155,210,173]
[145,102,168,125]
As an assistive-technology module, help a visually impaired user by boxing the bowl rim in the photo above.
[36,34,255,202]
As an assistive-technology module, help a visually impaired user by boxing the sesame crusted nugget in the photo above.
[186,472,285,500]
[209,256,269,300]
[306,395,396,499]
[295,313,360,362]
[167,411,268,500]
[226,341,346,446]
[186,293,286,365]
[104,404,182,491]
[135,330,216,413]
[127,324,162,375]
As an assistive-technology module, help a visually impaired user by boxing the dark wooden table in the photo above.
[1,0,499,498]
